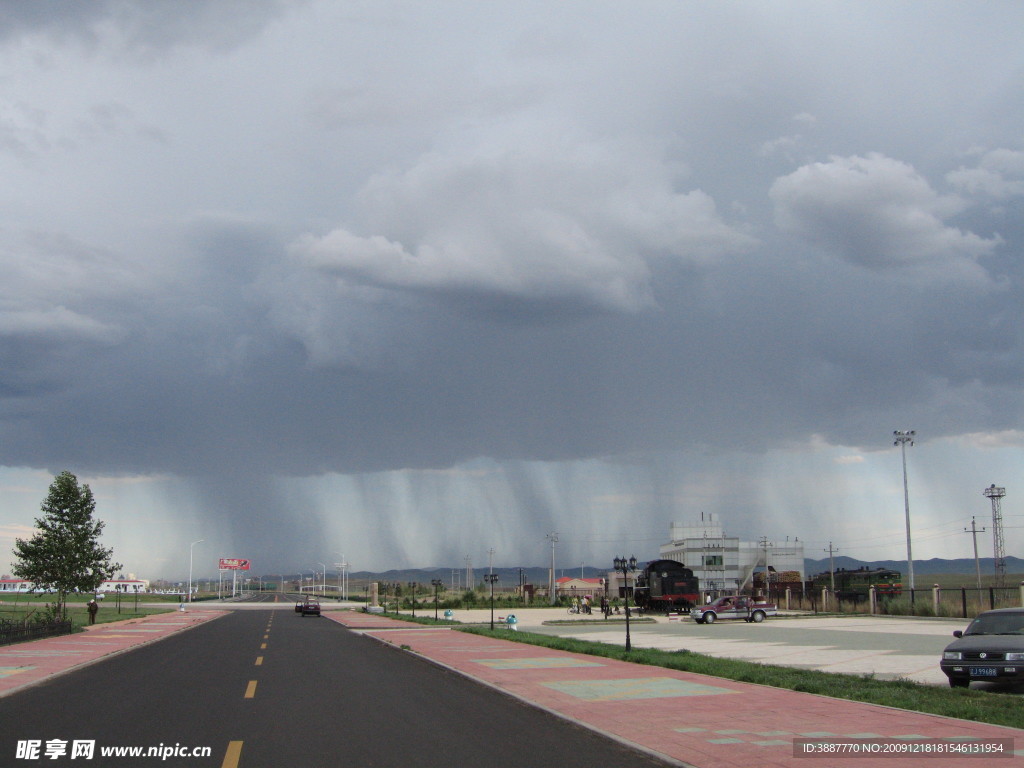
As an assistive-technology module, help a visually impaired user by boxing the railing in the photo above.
[0,618,74,647]
[767,582,1024,619]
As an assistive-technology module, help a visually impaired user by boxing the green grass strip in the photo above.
[457,626,1024,730]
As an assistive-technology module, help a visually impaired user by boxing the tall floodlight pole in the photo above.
[983,484,1007,585]
[893,430,916,591]
[187,539,204,606]
[547,532,559,605]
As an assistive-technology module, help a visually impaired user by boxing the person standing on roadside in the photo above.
[87,599,98,625]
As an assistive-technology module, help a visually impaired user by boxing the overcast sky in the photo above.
[2,1,1023,581]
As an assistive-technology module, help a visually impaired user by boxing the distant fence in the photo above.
[768,583,1024,619]
[0,618,73,647]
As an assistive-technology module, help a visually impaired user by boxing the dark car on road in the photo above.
[299,598,321,617]
[941,608,1024,688]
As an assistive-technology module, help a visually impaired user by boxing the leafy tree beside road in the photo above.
[12,471,122,619]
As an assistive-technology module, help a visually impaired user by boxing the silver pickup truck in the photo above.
[690,595,777,624]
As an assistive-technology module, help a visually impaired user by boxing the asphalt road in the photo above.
[0,608,674,767]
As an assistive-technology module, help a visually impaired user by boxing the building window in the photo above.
[703,555,723,567]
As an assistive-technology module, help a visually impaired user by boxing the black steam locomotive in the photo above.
[631,559,701,612]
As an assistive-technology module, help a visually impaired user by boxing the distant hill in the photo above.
[803,555,1024,577]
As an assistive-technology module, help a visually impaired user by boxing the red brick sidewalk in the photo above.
[328,613,1023,768]
[0,609,225,698]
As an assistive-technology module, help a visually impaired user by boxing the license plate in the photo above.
[969,667,999,677]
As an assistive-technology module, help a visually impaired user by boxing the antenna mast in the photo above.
[983,484,1007,585]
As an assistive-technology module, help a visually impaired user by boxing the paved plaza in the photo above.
[442,608,967,685]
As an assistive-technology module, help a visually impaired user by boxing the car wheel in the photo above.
[704,612,716,624]
[694,618,705,624]
[949,678,969,688]
[751,611,765,623]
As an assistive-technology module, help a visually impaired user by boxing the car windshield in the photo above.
[964,613,1024,635]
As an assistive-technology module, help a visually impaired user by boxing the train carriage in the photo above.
[809,567,902,603]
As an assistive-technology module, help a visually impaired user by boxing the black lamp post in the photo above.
[484,573,499,630]
[392,582,401,614]
[408,582,418,617]
[613,556,638,651]
[431,579,443,620]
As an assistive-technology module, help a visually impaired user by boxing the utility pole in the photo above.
[964,517,986,590]
[546,532,558,605]
[824,542,839,593]
[893,430,916,591]
[464,556,473,592]
[758,536,772,596]
[983,484,1007,585]
[488,547,495,575]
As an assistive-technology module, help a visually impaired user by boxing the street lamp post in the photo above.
[894,430,916,592]
[335,554,349,601]
[317,563,326,597]
[431,579,443,620]
[187,539,204,608]
[613,556,638,651]
[408,582,418,617]
[484,573,499,630]
[547,532,559,605]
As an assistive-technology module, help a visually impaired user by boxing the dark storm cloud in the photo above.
[0,0,300,54]
[2,3,1024,571]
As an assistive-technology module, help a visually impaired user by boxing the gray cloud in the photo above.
[291,141,757,316]
[770,153,999,277]
[2,3,1024,573]
[0,0,300,54]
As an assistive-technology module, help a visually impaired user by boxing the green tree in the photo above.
[12,471,122,619]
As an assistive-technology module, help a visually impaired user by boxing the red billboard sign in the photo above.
[219,558,251,571]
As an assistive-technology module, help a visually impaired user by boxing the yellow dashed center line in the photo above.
[260,642,267,649]
[221,741,243,768]
[244,680,257,699]
[255,656,263,666]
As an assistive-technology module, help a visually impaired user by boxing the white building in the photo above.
[658,513,804,594]
[0,577,150,594]
[97,578,149,594]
